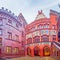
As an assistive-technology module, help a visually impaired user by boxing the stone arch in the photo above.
[27,38,32,44]
[33,36,40,43]
[34,46,40,56]
[43,46,50,56]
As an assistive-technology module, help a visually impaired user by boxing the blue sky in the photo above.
[0,0,60,23]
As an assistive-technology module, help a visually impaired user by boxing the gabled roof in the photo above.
[50,9,60,16]
[35,10,46,20]
[18,13,27,25]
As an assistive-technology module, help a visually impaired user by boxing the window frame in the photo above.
[0,29,2,35]
[0,19,3,26]
[8,32,12,39]
[15,34,19,41]
[8,19,12,24]
[6,46,12,54]
[13,47,19,54]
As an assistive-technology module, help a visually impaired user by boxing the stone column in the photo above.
[31,49,34,57]
[40,49,43,57]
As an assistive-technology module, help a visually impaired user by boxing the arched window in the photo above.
[33,36,40,43]
[41,30,49,35]
[38,25,43,29]
[44,24,49,29]
[27,38,32,44]
[41,35,49,42]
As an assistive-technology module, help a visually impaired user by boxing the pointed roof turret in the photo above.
[35,10,46,20]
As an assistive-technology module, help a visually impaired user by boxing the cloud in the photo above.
[0,0,60,23]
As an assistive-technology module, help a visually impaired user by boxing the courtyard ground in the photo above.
[6,56,55,60]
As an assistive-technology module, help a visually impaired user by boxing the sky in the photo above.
[0,0,60,24]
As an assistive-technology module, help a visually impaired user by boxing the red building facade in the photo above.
[25,10,58,57]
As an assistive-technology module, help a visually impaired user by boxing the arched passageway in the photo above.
[43,46,50,56]
[27,48,31,56]
[34,47,40,56]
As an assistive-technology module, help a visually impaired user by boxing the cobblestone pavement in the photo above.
[6,56,55,60]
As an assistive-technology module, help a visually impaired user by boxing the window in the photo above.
[15,35,19,40]
[6,46,11,54]
[0,19,3,25]
[33,31,40,37]
[16,23,19,28]
[27,38,32,44]
[0,29,2,35]
[44,25,49,28]
[52,26,54,29]
[0,37,2,43]
[31,27,35,31]
[19,22,22,27]
[50,30,56,35]
[8,32,12,39]
[13,47,18,54]
[45,30,49,35]
[41,36,49,42]
[38,25,43,29]
[33,36,40,43]
[53,35,56,41]
[8,19,12,24]
[52,25,56,29]
[41,30,44,35]
[58,32,60,38]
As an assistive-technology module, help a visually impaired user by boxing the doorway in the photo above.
[34,47,40,56]
[43,46,50,56]
[27,48,31,56]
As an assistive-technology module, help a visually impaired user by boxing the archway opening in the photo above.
[34,47,40,56]
[43,46,50,56]
[27,48,31,56]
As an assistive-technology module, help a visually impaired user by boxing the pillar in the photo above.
[25,48,27,56]
[40,49,43,57]
[31,49,34,57]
